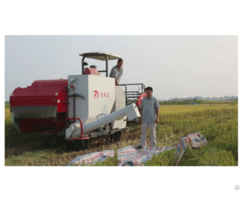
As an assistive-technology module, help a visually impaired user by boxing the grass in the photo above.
[4,102,238,166]
[159,100,238,105]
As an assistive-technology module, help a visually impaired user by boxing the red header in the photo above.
[10,79,68,113]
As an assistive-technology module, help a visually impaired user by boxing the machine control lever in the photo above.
[68,93,85,99]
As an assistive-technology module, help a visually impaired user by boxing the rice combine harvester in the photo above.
[9,52,145,149]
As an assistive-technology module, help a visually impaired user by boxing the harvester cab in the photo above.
[9,52,144,149]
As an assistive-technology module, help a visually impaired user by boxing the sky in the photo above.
[5,35,238,101]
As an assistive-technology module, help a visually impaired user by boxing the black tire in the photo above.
[72,140,89,151]
[42,136,57,149]
[114,131,122,142]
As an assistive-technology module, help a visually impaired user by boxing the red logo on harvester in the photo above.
[94,90,109,99]
[94,90,99,99]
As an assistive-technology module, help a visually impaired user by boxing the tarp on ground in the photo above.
[67,132,208,166]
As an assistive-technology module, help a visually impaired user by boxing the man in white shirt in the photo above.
[109,58,123,85]
[135,86,160,149]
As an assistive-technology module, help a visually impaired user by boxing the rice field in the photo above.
[4,102,238,166]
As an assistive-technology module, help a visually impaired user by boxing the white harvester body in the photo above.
[67,74,140,139]
[68,74,116,125]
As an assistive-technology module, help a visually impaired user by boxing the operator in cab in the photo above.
[109,58,123,86]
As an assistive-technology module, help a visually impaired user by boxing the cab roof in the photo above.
[79,52,122,61]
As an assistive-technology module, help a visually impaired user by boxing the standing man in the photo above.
[109,58,123,85]
[135,87,160,149]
